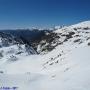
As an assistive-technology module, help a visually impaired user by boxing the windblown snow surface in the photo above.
[0,21,90,90]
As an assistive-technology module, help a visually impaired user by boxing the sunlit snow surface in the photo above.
[0,21,90,90]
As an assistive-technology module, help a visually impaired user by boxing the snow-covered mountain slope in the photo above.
[1,29,64,54]
[0,21,90,90]
[37,21,90,54]
[0,32,37,65]
[71,21,90,28]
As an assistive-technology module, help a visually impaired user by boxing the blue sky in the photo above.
[0,0,90,29]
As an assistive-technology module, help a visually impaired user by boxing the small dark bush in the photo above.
[74,39,81,43]
[88,42,90,46]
